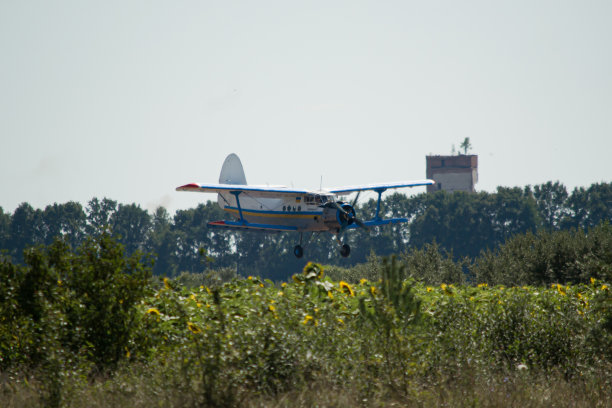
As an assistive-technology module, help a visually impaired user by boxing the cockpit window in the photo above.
[305,194,332,205]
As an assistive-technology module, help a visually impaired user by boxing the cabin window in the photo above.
[305,194,330,205]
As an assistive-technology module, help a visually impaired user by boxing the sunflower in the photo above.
[146,308,160,316]
[187,321,201,334]
[302,315,314,325]
[339,281,355,297]
[555,283,567,296]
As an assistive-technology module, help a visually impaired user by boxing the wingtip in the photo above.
[176,183,200,191]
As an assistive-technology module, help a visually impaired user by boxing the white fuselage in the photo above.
[217,191,338,232]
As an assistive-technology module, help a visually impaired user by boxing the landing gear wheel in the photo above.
[294,245,304,258]
[340,244,351,258]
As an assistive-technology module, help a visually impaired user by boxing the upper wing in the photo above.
[176,183,310,198]
[328,180,434,194]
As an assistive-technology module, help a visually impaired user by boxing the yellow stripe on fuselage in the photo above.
[224,208,319,219]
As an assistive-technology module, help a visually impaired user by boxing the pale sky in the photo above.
[1,1,611,215]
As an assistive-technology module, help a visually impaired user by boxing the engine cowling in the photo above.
[322,202,356,231]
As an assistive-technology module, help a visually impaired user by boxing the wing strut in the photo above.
[231,191,245,224]
[374,188,386,221]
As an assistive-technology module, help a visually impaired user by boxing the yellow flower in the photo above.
[163,277,171,290]
[556,284,566,296]
[190,294,196,301]
[146,308,160,316]
[590,277,596,285]
[469,296,475,301]
[187,322,201,334]
[268,305,276,313]
[337,318,344,325]
[248,276,253,280]
[303,262,324,279]
[602,284,609,291]
[477,283,488,289]
[57,279,62,286]
[281,282,287,288]
[327,291,334,300]
[278,291,284,297]
[426,287,433,292]
[441,283,453,296]
[370,286,377,296]
[339,281,355,297]
[360,278,368,285]
[302,315,314,325]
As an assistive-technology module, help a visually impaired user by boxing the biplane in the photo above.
[177,153,434,258]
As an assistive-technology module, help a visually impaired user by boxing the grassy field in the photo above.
[2,252,610,407]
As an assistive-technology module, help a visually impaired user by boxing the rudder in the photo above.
[219,153,247,185]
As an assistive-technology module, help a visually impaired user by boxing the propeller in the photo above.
[322,200,368,230]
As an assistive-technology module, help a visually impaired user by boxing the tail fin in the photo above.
[219,153,247,185]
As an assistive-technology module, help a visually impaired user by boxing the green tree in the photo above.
[460,137,472,154]
[564,183,612,230]
[66,232,153,371]
[409,191,496,259]
[148,206,178,276]
[172,202,233,275]
[9,203,44,263]
[490,186,540,240]
[0,207,10,251]
[111,203,152,257]
[40,202,87,248]
[85,197,117,235]
[534,181,569,230]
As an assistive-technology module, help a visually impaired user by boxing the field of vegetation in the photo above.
[1,225,611,407]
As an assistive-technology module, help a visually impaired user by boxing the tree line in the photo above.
[1,181,610,280]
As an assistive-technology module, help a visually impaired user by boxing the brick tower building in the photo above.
[426,155,478,193]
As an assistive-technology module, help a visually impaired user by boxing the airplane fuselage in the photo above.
[217,191,339,232]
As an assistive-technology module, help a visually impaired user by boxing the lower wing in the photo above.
[343,217,408,229]
[208,220,298,232]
